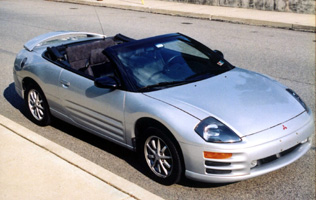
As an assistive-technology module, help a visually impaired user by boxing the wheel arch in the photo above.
[23,77,52,126]
[22,77,50,109]
[134,117,186,171]
[22,77,41,93]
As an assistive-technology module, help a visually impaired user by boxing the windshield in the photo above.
[115,37,233,91]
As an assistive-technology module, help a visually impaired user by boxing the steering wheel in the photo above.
[166,55,183,65]
[147,55,184,82]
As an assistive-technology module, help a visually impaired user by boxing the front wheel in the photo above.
[25,84,51,126]
[140,127,182,185]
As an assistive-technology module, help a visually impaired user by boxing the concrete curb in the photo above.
[0,115,164,200]
[48,0,315,32]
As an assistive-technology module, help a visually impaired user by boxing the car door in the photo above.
[58,69,126,143]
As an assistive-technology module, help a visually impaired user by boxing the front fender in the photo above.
[124,92,203,148]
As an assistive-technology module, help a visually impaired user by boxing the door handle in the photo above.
[60,80,70,88]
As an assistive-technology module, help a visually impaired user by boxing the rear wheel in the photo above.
[25,84,51,126]
[140,127,182,185]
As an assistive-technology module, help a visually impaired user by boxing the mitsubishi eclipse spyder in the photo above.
[13,31,314,185]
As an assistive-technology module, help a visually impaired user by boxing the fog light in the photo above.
[250,160,258,168]
[204,152,232,159]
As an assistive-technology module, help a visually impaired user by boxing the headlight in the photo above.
[195,117,241,143]
[286,88,308,111]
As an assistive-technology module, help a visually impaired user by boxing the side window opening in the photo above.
[44,38,118,79]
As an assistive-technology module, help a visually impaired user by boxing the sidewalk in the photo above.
[51,0,315,32]
[0,115,163,200]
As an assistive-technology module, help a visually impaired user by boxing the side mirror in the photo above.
[94,76,118,89]
[214,50,224,58]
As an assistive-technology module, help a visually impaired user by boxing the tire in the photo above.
[140,127,182,185]
[24,84,51,126]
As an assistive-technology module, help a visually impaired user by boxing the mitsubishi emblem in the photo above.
[282,125,287,130]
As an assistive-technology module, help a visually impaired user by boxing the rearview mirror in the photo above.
[94,76,118,89]
[214,50,224,58]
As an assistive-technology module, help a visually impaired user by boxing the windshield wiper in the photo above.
[138,80,189,92]
[185,72,216,81]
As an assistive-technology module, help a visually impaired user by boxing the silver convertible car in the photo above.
[13,31,314,185]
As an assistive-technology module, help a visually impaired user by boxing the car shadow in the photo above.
[50,116,146,174]
[178,177,233,188]
[52,117,231,188]
[3,83,28,116]
[4,82,231,188]
[4,83,146,181]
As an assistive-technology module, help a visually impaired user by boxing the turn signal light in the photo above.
[204,152,232,159]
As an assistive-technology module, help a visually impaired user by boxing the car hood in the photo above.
[144,68,305,137]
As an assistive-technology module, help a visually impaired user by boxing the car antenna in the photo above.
[94,6,105,35]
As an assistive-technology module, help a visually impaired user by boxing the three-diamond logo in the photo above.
[282,125,287,130]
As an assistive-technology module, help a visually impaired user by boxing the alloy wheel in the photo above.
[28,89,45,121]
[144,136,173,178]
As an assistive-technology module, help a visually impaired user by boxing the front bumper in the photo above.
[181,112,314,183]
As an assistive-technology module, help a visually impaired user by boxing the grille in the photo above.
[205,161,231,167]
[206,169,232,174]
[257,143,301,167]
[205,161,232,174]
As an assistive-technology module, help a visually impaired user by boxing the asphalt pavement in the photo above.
[51,0,316,32]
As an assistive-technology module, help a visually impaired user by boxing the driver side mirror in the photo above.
[214,50,224,59]
[94,76,118,89]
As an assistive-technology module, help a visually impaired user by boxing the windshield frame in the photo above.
[106,33,234,92]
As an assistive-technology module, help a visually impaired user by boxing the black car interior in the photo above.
[44,34,133,79]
